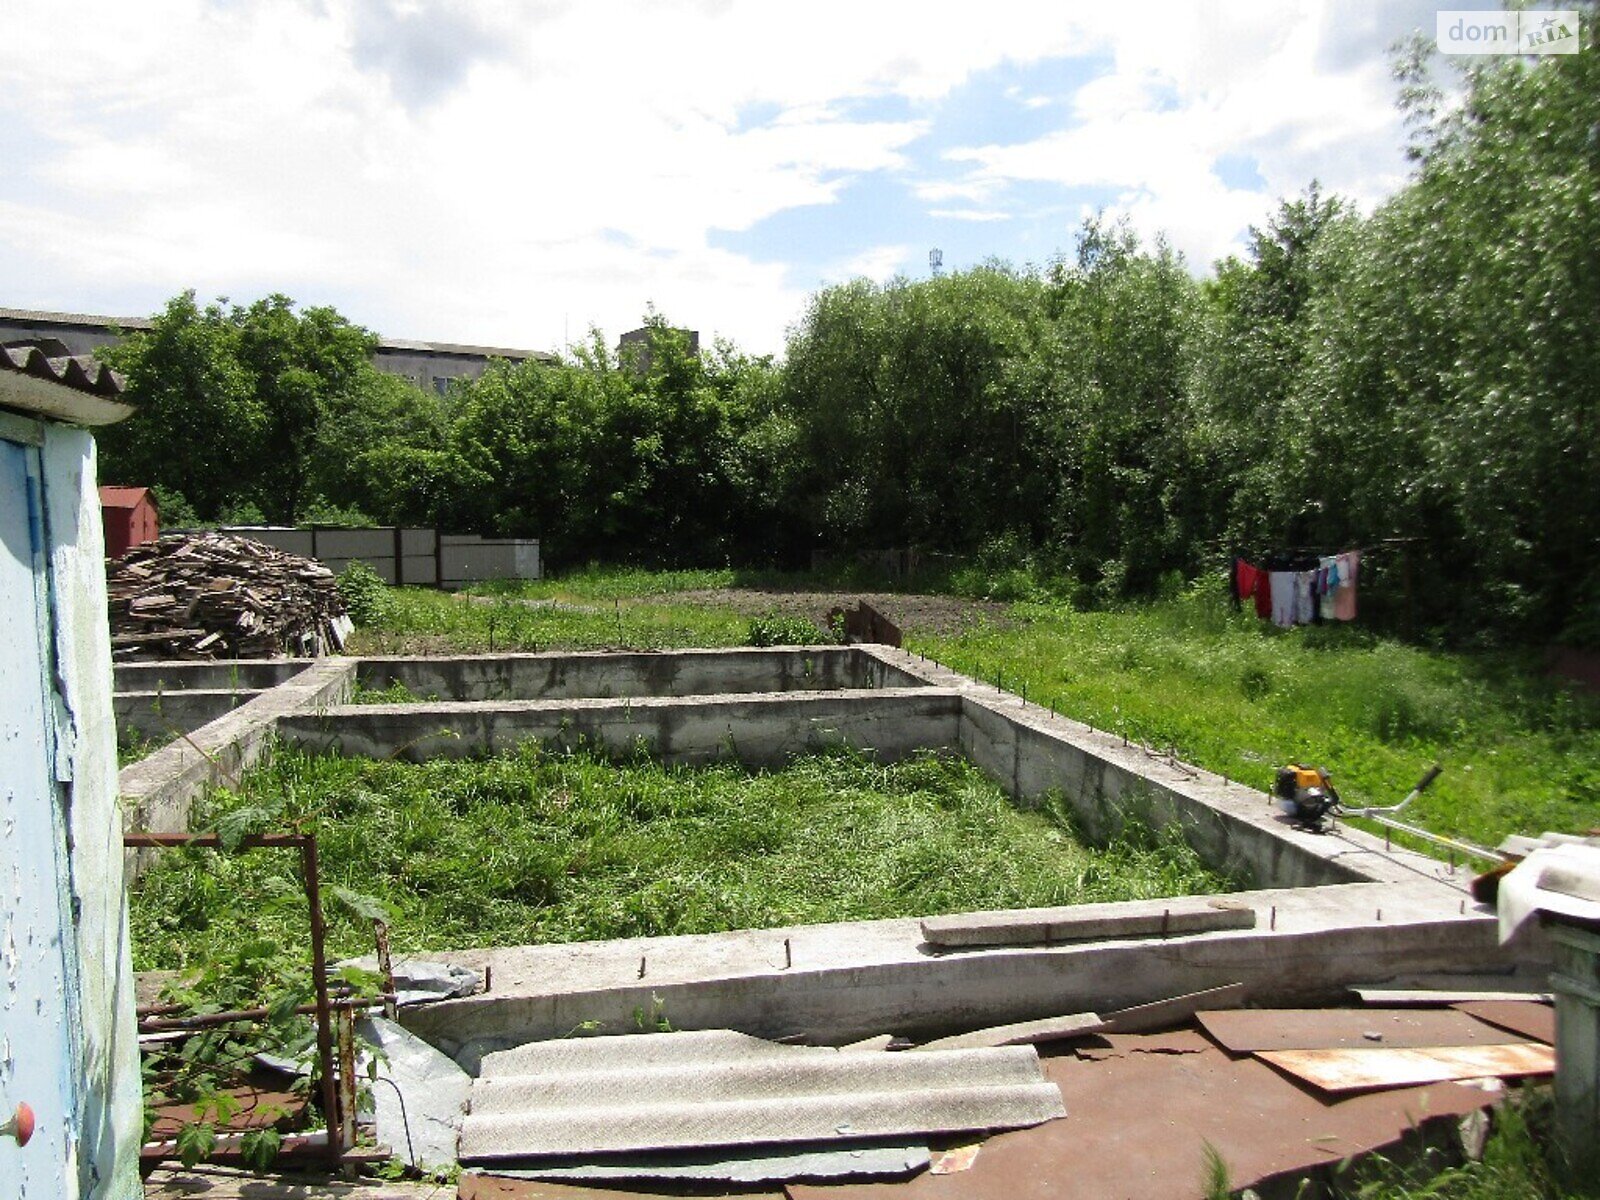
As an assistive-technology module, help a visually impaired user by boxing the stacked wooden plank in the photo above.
[107,532,353,661]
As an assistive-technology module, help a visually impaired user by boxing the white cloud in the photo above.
[933,0,1411,268]
[929,209,1011,223]
[0,0,1421,353]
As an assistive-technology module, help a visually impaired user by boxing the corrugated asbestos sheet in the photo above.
[1,343,125,396]
[459,1030,1064,1162]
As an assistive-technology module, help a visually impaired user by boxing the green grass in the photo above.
[1342,1089,1597,1199]
[119,727,177,766]
[910,588,1600,852]
[127,745,1235,972]
[346,571,1600,852]
[345,585,748,656]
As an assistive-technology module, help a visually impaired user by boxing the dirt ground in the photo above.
[669,588,1012,637]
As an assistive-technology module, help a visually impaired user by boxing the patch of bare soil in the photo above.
[668,588,1012,637]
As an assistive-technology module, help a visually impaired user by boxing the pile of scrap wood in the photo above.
[107,532,353,661]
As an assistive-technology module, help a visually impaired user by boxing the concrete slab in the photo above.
[118,645,1524,1058]
[403,882,1497,1055]
[115,658,315,692]
[921,896,1255,948]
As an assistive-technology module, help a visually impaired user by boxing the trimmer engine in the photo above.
[1274,763,1341,832]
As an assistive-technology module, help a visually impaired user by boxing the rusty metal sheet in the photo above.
[1103,982,1246,1034]
[786,1038,1496,1200]
[1454,1000,1556,1045]
[1352,973,1552,1004]
[1257,1043,1554,1094]
[1196,1008,1529,1054]
[1074,1029,1212,1061]
[146,1075,305,1140]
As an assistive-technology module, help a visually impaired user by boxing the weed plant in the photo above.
[343,585,747,656]
[912,586,1600,851]
[128,745,1236,971]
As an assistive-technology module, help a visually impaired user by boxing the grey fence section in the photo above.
[216,526,541,588]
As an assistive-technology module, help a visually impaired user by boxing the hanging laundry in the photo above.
[1269,571,1297,627]
[1235,559,1272,619]
[1333,550,1360,620]
[1318,555,1340,620]
[1293,571,1316,624]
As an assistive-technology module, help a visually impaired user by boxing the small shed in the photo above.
[98,485,158,560]
[1,343,142,1198]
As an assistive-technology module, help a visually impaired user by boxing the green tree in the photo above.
[232,296,379,524]
[782,265,1046,553]
[99,293,262,520]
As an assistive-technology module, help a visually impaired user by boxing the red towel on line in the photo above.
[1235,559,1272,619]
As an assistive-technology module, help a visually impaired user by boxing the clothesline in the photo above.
[1233,549,1361,627]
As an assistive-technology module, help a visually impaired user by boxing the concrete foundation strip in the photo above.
[459,1030,1064,1161]
[921,896,1256,948]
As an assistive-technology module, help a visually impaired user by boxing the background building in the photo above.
[0,307,554,397]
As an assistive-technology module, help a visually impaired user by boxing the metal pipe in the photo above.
[373,919,398,1022]
[137,994,391,1032]
[123,832,308,848]
[336,1005,358,1153]
[1359,813,1506,866]
[300,837,343,1164]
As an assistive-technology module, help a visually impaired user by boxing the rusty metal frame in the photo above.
[124,830,356,1165]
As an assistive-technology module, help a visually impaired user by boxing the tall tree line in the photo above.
[100,32,1598,644]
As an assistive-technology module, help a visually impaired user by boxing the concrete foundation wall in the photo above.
[278,688,960,767]
[355,647,927,702]
[114,659,314,692]
[118,659,355,875]
[114,688,262,741]
[115,644,1514,1059]
[405,883,1503,1055]
[957,696,1362,890]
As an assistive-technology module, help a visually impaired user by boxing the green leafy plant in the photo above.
[338,560,391,627]
[747,612,829,646]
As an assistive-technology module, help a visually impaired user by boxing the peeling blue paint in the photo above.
[1,426,141,1199]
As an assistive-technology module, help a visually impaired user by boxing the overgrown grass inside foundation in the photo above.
[128,744,1238,971]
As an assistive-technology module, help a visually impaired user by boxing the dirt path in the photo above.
[669,588,1011,637]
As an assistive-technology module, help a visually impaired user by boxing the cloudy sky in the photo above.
[2,0,1478,356]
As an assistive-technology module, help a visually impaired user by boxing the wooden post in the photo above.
[1548,918,1600,1179]
[1402,539,1416,640]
